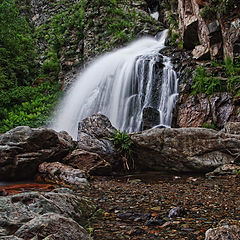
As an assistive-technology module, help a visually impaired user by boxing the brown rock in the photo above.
[63,149,112,176]
[177,93,235,129]
[38,162,89,187]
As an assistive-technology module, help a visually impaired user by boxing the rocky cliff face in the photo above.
[178,0,240,61]
[27,0,163,87]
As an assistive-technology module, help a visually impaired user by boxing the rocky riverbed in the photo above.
[76,172,240,240]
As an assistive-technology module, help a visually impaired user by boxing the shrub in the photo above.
[191,66,223,94]
[0,82,62,133]
[109,130,134,170]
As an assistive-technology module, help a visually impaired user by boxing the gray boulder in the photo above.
[131,127,240,172]
[15,213,91,240]
[77,114,119,166]
[0,188,95,239]
[0,126,74,180]
[205,225,240,240]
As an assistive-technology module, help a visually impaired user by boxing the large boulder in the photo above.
[0,188,95,239]
[0,126,74,181]
[63,150,112,176]
[15,213,91,240]
[77,114,119,167]
[131,127,240,172]
[38,162,89,187]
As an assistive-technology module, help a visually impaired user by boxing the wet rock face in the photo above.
[0,188,95,239]
[177,93,238,129]
[131,127,240,172]
[77,114,119,166]
[142,107,160,130]
[0,126,74,181]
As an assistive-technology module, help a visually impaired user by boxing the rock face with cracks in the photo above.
[131,127,240,172]
[0,188,95,239]
[0,126,74,181]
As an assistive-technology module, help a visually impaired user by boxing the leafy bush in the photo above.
[191,66,223,95]
[0,0,38,90]
[0,82,62,133]
[109,130,134,170]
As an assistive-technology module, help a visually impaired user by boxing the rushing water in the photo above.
[51,30,178,139]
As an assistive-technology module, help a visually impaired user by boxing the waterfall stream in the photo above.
[51,30,178,139]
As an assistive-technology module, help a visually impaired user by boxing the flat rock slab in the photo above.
[131,127,240,172]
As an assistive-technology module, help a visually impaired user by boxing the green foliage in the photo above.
[0,82,62,133]
[0,0,38,90]
[191,66,223,95]
[225,56,240,93]
[110,130,133,157]
[200,0,240,19]
[200,5,217,20]
[202,122,216,130]
[167,11,182,49]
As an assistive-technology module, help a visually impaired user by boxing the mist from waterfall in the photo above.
[50,30,178,139]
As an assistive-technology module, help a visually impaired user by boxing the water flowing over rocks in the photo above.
[131,127,240,172]
[0,126,74,181]
[0,188,95,239]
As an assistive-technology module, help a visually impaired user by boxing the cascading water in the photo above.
[51,29,178,139]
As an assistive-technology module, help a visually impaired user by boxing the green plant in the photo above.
[200,5,217,20]
[202,122,216,130]
[191,66,223,95]
[0,81,62,133]
[109,130,134,170]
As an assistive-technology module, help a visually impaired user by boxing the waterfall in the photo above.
[51,29,178,139]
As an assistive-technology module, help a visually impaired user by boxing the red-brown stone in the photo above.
[0,183,55,196]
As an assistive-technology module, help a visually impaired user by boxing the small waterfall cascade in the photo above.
[51,29,178,139]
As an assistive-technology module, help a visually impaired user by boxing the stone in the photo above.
[205,225,240,240]
[15,213,92,240]
[0,126,74,181]
[131,127,240,172]
[192,45,210,60]
[142,107,160,130]
[177,94,210,128]
[206,164,240,177]
[223,122,240,135]
[77,114,119,167]
[168,206,186,218]
[64,150,112,176]
[177,93,235,129]
[0,189,95,239]
[38,162,89,187]
[210,93,234,128]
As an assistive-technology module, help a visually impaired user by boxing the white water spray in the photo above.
[51,30,178,139]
